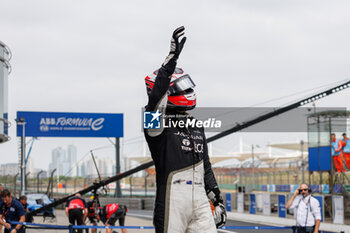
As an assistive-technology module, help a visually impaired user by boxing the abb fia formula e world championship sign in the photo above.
[17,111,123,137]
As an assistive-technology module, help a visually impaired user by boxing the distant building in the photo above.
[48,145,78,177]
[26,158,35,178]
[67,145,77,176]
[0,163,18,176]
[49,147,66,177]
[78,156,114,178]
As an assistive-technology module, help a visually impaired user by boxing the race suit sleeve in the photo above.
[145,65,175,137]
[202,130,219,193]
[145,26,185,137]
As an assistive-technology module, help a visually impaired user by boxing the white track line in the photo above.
[218,229,238,233]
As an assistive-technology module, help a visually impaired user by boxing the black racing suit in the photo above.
[144,66,219,233]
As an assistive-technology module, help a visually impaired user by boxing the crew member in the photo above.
[86,200,101,233]
[331,133,345,173]
[18,196,32,223]
[286,184,321,233]
[342,133,350,170]
[18,196,28,212]
[144,26,226,233]
[99,203,127,233]
[65,193,88,233]
[0,189,26,233]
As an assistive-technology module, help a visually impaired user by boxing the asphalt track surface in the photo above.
[25,209,292,233]
[127,210,292,233]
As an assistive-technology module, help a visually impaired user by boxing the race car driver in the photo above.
[144,26,226,233]
[99,203,127,233]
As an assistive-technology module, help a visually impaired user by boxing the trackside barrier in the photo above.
[10,221,345,233]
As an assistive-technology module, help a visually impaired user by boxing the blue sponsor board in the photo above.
[322,184,329,194]
[291,185,299,193]
[313,196,323,222]
[334,184,343,193]
[308,146,331,171]
[17,111,123,137]
[278,195,286,218]
[249,194,256,214]
[311,185,321,193]
[276,185,290,192]
[225,193,232,212]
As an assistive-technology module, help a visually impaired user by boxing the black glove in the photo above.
[207,186,221,206]
[162,26,187,72]
[207,187,227,228]
[214,202,226,228]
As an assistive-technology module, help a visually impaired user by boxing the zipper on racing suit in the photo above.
[185,126,196,211]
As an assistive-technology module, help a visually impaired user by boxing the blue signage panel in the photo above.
[17,111,123,137]
[308,146,331,171]
[249,194,256,214]
[313,196,323,222]
[278,195,286,218]
[225,193,232,212]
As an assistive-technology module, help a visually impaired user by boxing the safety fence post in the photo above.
[292,226,296,233]
[68,224,73,233]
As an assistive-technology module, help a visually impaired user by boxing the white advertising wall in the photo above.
[262,193,271,216]
[332,195,344,224]
[237,192,244,213]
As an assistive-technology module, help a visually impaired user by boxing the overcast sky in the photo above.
[1,0,350,172]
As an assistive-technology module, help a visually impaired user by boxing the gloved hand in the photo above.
[214,202,227,229]
[207,187,227,228]
[162,26,187,71]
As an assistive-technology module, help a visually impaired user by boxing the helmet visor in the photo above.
[168,75,196,95]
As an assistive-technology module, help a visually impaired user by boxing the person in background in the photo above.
[286,184,321,233]
[18,196,28,213]
[18,196,32,223]
[65,193,88,233]
[331,133,345,173]
[99,203,127,233]
[0,189,25,233]
[341,133,350,170]
[86,200,101,233]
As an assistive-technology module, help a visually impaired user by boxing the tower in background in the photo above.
[0,41,11,143]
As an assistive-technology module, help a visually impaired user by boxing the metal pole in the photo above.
[14,173,19,197]
[37,170,43,193]
[25,172,30,192]
[18,119,26,196]
[239,164,242,185]
[301,140,305,184]
[145,175,147,197]
[252,145,255,190]
[273,163,276,185]
[329,117,334,194]
[129,176,132,197]
[115,137,122,198]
